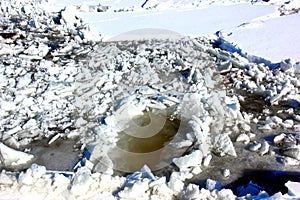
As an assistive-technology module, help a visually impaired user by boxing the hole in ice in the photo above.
[116,110,180,153]
[108,109,187,173]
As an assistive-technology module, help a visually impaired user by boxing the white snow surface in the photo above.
[78,3,275,40]
[51,0,300,63]
[223,12,300,63]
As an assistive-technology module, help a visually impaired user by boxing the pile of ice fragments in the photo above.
[0,0,299,199]
[0,0,100,161]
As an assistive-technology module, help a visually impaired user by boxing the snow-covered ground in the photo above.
[78,4,274,39]
[0,0,300,199]
[66,0,300,64]
[223,12,300,63]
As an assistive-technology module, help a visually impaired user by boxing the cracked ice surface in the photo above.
[0,0,300,199]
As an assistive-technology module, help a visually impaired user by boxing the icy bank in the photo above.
[73,0,300,63]
[78,3,275,41]
[223,12,300,63]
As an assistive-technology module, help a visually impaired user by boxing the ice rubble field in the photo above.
[0,0,300,199]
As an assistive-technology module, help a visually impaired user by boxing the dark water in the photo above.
[109,109,187,173]
[29,137,80,171]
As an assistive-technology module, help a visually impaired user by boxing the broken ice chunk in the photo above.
[248,132,256,139]
[168,172,185,194]
[249,142,262,152]
[224,96,242,119]
[293,125,300,132]
[140,165,156,181]
[181,184,200,200]
[280,59,295,74]
[278,134,300,161]
[24,42,49,57]
[240,123,251,132]
[172,150,203,171]
[270,86,290,105]
[259,141,270,156]
[236,133,250,144]
[70,167,93,195]
[118,179,150,199]
[222,169,230,178]
[1,100,17,111]
[282,147,300,161]
[244,80,257,90]
[48,134,63,145]
[17,73,32,88]
[294,114,300,122]
[212,134,237,157]
[236,181,264,196]
[22,119,37,130]
[191,166,202,175]
[285,181,300,197]
[6,126,22,135]
[280,156,300,165]
[258,124,272,130]
[281,120,294,129]
[218,60,232,73]
[206,179,221,191]
[158,96,180,107]
[0,142,34,167]
[273,133,286,145]
[270,116,283,124]
[202,154,212,167]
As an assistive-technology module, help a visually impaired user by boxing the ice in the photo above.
[0,142,34,167]
[52,173,70,188]
[249,142,262,152]
[5,126,22,136]
[202,154,212,167]
[180,184,200,200]
[119,180,150,199]
[259,140,270,156]
[270,116,283,124]
[240,123,251,132]
[222,169,231,177]
[285,181,300,197]
[0,45,14,56]
[0,0,300,199]
[206,179,222,191]
[24,43,49,58]
[281,119,294,129]
[70,167,93,195]
[168,172,185,195]
[236,181,264,196]
[212,134,237,157]
[172,150,203,171]
[236,133,250,144]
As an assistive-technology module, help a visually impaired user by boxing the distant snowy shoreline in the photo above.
[45,0,300,63]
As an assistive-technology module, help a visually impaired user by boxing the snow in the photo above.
[78,3,275,41]
[223,12,300,63]
[71,0,300,63]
